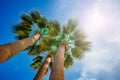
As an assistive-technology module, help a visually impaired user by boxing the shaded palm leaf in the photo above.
[30,11,41,23]
[64,54,73,69]
[31,56,43,70]
[28,43,41,55]
[13,22,31,39]
[37,17,47,28]
[21,13,33,25]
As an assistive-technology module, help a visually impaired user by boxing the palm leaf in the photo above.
[30,11,41,23]
[64,53,73,69]
[37,17,47,28]
[47,21,60,36]
[71,47,83,59]
[21,13,33,25]
[67,19,78,32]
[31,56,43,70]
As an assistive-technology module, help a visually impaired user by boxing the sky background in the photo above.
[0,0,120,80]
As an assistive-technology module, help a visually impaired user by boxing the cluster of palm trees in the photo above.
[0,11,90,80]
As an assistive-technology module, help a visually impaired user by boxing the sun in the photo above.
[90,8,104,27]
[85,7,106,32]
[88,9,104,28]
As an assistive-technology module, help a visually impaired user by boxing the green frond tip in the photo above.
[41,28,49,35]
[31,56,43,70]
[64,54,73,69]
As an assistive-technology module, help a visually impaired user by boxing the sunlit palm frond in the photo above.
[53,20,61,33]
[47,21,60,36]
[79,41,91,52]
[69,28,85,40]
[62,25,70,34]
[71,47,83,59]
[67,19,78,32]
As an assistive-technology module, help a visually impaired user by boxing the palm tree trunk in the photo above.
[0,33,40,63]
[34,55,52,80]
[49,42,66,80]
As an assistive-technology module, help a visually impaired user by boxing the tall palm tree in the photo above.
[33,55,52,80]
[0,11,48,63]
[49,19,91,80]
[29,20,61,80]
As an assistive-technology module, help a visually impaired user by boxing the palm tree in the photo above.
[49,19,91,80]
[0,11,48,63]
[30,54,52,80]
[29,20,61,80]
[30,19,90,80]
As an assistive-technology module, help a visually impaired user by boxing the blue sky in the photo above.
[0,0,120,80]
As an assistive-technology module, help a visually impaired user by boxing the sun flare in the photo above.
[89,8,104,28]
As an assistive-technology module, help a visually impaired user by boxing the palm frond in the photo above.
[31,56,43,70]
[71,47,83,59]
[69,28,85,40]
[21,13,33,25]
[13,22,31,39]
[53,20,61,33]
[37,17,47,28]
[30,11,41,23]
[33,56,43,62]
[67,19,78,32]
[64,54,73,69]
[28,43,41,56]
[79,41,91,52]
[62,25,70,34]
[48,21,60,36]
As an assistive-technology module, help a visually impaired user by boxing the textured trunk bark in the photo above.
[0,33,40,63]
[34,55,52,80]
[49,42,66,80]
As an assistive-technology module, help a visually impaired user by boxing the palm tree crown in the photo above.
[31,19,90,70]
